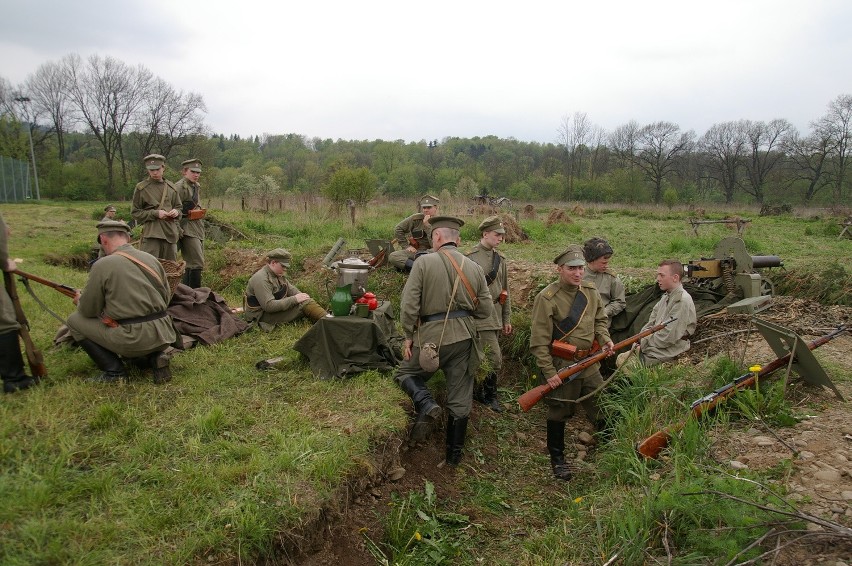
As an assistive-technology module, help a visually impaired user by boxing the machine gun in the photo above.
[685,237,782,313]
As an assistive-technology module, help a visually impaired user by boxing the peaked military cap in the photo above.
[419,194,440,207]
[478,215,505,234]
[583,237,614,262]
[181,158,202,173]
[104,205,117,212]
[95,220,132,242]
[428,216,464,231]
[143,154,166,170]
[267,248,291,267]
[554,244,586,267]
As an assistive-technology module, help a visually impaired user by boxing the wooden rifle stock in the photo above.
[637,325,848,459]
[368,239,399,268]
[12,269,78,299]
[3,271,47,377]
[517,317,677,412]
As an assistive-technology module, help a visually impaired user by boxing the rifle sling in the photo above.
[113,251,168,293]
[18,276,67,324]
[552,288,588,341]
[438,249,479,308]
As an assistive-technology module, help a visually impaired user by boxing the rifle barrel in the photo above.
[12,269,78,299]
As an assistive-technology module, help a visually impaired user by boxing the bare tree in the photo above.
[699,121,747,203]
[741,119,792,204]
[25,60,74,161]
[557,111,592,199]
[634,121,694,203]
[131,76,207,164]
[63,53,152,196]
[609,120,640,169]
[813,93,852,201]
[784,128,833,203]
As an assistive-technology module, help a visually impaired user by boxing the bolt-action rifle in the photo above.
[517,317,676,412]
[368,239,399,268]
[4,271,47,377]
[637,324,848,459]
[12,269,78,299]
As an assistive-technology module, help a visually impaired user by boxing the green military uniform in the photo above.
[243,249,326,330]
[530,244,611,480]
[68,243,177,359]
[638,285,696,365]
[394,216,493,465]
[388,195,439,271]
[466,215,511,412]
[131,154,182,260]
[175,159,205,287]
[583,269,626,320]
[0,212,37,392]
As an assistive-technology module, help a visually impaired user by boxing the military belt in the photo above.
[115,311,169,326]
[420,310,473,323]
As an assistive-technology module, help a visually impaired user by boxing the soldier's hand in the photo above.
[403,339,413,360]
[603,341,615,355]
[73,290,81,306]
[547,374,562,389]
[502,323,513,335]
[405,246,416,254]
[168,209,180,218]
[4,258,16,272]
[294,293,310,304]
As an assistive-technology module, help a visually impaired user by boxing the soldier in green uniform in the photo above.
[131,154,182,260]
[175,158,205,288]
[387,195,439,272]
[67,221,177,383]
[243,248,327,330]
[101,205,117,222]
[530,244,614,481]
[0,213,39,393]
[466,215,512,412]
[582,237,626,323]
[394,216,493,465]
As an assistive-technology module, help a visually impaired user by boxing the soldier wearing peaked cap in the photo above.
[243,248,327,330]
[175,158,205,288]
[101,205,117,222]
[67,220,177,384]
[388,194,440,273]
[393,215,494,466]
[529,244,614,481]
[131,154,182,261]
[465,215,512,412]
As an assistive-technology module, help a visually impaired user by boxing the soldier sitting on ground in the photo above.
[243,248,327,331]
[387,194,440,273]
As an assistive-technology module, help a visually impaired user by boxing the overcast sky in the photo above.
[1,0,850,144]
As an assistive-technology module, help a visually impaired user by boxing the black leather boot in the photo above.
[402,258,415,273]
[398,376,442,441]
[149,349,173,384]
[476,372,502,413]
[445,415,469,466]
[0,330,38,393]
[187,269,203,289]
[547,420,572,481]
[78,339,127,383]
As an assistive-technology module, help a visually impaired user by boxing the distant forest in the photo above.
[2,53,850,207]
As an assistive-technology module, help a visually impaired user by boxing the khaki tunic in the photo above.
[174,177,205,241]
[131,178,182,244]
[388,213,433,269]
[530,280,611,406]
[639,285,697,364]
[67,243,176,358]
[0,213,21,334]
[243,265,305,328]
[466,242,510,371]
[395,244,493,418]
[583,268,626,320]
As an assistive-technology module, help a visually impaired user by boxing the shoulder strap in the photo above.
[113,251,167,289]
[552,287,588,341]
[439,248,479,308]
[485,251,501,286]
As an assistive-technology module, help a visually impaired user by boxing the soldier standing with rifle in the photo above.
[466,215,512,412]
[394,216,493,465]
[387,195,439,272]
[530,244,614,481]
[131,154,182,260]
[175,158,205,288]
[0,212,39,393]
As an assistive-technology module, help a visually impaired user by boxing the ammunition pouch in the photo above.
[551,339,599,361]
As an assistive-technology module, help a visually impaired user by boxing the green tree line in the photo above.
[2,53,850,207]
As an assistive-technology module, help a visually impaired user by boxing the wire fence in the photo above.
[0,155,34,202]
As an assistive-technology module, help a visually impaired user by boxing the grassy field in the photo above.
[0,199,849,564]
